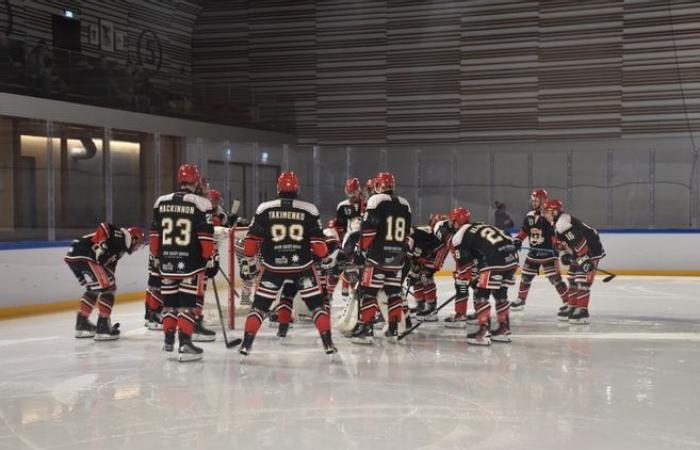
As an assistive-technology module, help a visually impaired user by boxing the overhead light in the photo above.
[64,10,75,18]
[261,152,269,163]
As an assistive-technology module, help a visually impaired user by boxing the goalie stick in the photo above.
[521,246,616,282]
[212,278,242,348]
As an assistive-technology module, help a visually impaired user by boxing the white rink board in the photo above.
[0,231,699,309]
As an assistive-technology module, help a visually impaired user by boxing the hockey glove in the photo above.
[241,258,259,278]
[92,242,108,262]
[514,239,522,251]
[577,256,594,273]
[321,256,336,272]
[205,253,220,278]
[560,253,573,266]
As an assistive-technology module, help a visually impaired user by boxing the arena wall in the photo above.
[1,230,698,318]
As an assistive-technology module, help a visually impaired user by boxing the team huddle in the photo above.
[64,163,605,361]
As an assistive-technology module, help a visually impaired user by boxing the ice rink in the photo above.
[1,276,699,450]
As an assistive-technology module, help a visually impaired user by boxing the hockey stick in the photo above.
[212,278,242,348]
[217,267,241,299]
[397,294,456,341]
[521,247,616,283]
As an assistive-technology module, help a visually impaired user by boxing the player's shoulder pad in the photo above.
[183,193,213,212]
[119,227,132,248]
[526,210,537,217]
[292,199,320,216]
[396,195,412,213]
[415,225,432,234]
[433,219,449,235]
[255,199,282,215]
[153,193,174,208]
[336,199,351,210]
[555,213,572,234]
[451,223,474,247]
[323,227,340,241]
[366,193,391,210]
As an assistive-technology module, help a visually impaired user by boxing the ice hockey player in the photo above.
[511,189,569,312]
[66,222,144,340]
[208,189,227,226]
[150,163,216,362]
[334,177,364,300]
[406,225,443,322]
[323,219,343,300]
[433,208,474,327]
[239,171,337,355]
[542,199,605,324]
[143,253,164,330]
[233,217,254,307]
[451,210,519,345]
[351,171,412,344]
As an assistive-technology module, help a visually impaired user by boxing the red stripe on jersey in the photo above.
[517,229,527,241]
[149,228,159,256]
[360,231,375,251]
[200,240,214,259]
[92,222,110,245]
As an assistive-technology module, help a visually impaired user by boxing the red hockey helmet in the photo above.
[375,172,395,192]
[127,227,145,253]
[543,198,563,213]
[208,189,222,205]
[177,164,200,186]
[530,188,549,209]
[345,177,361,196]
[448,207,471,228]
[277,171,300,194]
[326,218,337,229]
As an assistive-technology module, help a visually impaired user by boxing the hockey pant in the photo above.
[517,256,568,304]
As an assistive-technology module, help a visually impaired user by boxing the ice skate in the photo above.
[568,307,590,325]
[467,324,491,346]
[350,322,374,345]
[75,313,96,338]
[192,316,216,342]
[94,317,120,341]
[178,332,203,362]
[444,313,468,329]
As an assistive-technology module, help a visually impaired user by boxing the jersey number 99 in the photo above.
[271,224,304,242]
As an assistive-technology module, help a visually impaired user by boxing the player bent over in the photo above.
[542,199,605,325]
[239,171,337,356]
[406,225,443,322]
[151,163,216,362]
[351,171,412,344]
[511,189,569,312]
[66,223,144,340]
[451,211,519,345]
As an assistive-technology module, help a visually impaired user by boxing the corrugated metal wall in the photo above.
[193,0,700,145]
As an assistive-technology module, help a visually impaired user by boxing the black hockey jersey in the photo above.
[65,222,130,267]
[151,190,214,277]
[335,199,363,237]
[246,198,326,272]
[451,222,518,271]
[516,210,557,260]
[554,213,605,259]
[408,226,442,265]
[361,192,412,269]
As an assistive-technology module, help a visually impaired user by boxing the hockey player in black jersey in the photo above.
[451,209,519,345]
[511,189,569,312]
[406,225,443,322]
[433,208,476,327]
[351,171,412,344]
[66,223,144,340]
[240,171,337,355]
[543,199,605,324]
[334,178,365,300]
[150,163,216,361]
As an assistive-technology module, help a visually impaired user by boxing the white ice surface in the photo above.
[1,276,700,450]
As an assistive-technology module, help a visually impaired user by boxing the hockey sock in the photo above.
[97,292,115,318]
[327,274,339,295]
[566,287,579,307]
[413,282,425,302]
[360,296,378,323]
[473,299,491,326]
[495,299,510,324]
[146,289,164,312]
[244,308,265,336]
[517,280,531,302]
[554,281,568,304]
[312,307,331,334]
[194,295,204,318]
[79,292,98,317]
[162,308,177,334]
[387,296,403,323]
[277,297,293,324]
[423,282,437,306]
[177,309,196,337]
[577,287,590,308]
